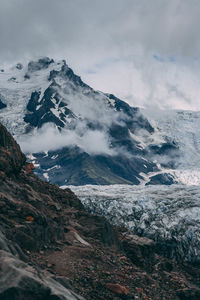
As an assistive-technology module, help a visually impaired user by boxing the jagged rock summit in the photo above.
[0,57,178,186]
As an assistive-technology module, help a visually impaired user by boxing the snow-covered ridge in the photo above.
[0,58,62,135]
[0,57,126,136]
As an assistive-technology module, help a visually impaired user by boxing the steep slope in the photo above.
[0,57,177,185]
[0,122,200,300]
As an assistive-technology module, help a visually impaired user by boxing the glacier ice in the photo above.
[69,184,200,263]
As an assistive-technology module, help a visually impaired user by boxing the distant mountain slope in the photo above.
[143,109,200,185]
[0,57,177,185]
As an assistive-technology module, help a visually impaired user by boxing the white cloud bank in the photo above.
[18,123,115,155]
[83,55,200,111]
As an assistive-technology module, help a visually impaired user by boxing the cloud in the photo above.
[83,55,200,111]
[56,83,127,128]
[1,0,200,111]
[18,123,115,155]
[17,81,129,155]
[1,0,200,63]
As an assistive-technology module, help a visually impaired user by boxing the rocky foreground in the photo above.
[0,122,200,300]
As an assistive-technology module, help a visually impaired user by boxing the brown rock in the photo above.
[47,263,52,268]
[120,256,128,261]
[25,216,35,222]
[77,214,121,248]
[0,123,26,175]
[25,163,35,174]
[122,233,155,270]
[176,288,200,299]
[106,283,129,295]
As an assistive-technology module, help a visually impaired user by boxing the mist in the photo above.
[18,123,115,156]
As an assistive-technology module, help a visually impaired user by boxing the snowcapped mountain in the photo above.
[0,57,178,185]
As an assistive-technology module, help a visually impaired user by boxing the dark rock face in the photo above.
[176,288,200,300]
[26,91,41,112]
[0,99,7,110]
[32,146,176,186]
[146,173,176,185]
[122,234,155,271]
[28,57,54,72]
[16,63,23,70]
[24,57,55,80]
[0,123,26,175]
[33,147,156,185]
[33,146,177,186]
[24,85,75,129]
[0,122,200,299]
[107,94,154,134]
[148,141,178,156]
[147,140,180,169]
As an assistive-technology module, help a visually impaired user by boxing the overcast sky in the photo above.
[1,0,200,110]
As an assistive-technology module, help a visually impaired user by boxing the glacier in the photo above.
[68,184,200,264]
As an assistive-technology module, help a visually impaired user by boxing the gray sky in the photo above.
[1,0,200,110]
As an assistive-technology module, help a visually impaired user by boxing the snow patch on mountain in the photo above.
[0,58,61,135]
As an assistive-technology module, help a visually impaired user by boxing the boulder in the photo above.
[106,283,129,295]
[0,250,84,300]
[122,233,155,270]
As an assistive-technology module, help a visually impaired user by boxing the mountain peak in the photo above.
[0,57,178,186]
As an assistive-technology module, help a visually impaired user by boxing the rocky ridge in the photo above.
[0,122,199,299]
